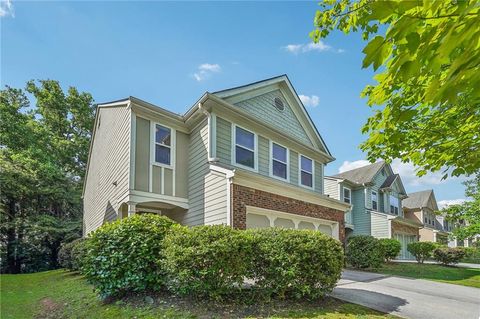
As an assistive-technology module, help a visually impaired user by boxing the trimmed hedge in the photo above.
[379,238,401,262]
[407,242,436,263]
[82,214,176,298]
[248,228,344,300]
[58,238,87,271]
[346,235,384,269]
[434,247,466,265]
[163,225,253,300]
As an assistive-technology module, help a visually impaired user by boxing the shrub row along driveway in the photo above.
[333,270,480,319]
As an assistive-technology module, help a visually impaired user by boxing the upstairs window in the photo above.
[299,155,313,188]
[155,124,171,165]
[390,195,399,215]
[372,191,378,210]
[343,187,351,204]
[234,126,256,169]
[271,142,288,179]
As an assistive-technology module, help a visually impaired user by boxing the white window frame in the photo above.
[343,187,351,204]
[231,124,258,172]
[389,195,399,215]
[298,154,314,190]
[151,122,175,169]
[371,191,378,210]
[269,141,290,182]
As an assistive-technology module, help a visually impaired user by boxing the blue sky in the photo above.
[1,1,467,205]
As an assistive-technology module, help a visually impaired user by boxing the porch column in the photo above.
[127,202,137,217]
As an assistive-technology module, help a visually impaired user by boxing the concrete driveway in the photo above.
[333,270,480,319]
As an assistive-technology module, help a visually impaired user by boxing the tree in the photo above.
[0,80,94,273]
[311,0,480,178]
[440,175,480,240]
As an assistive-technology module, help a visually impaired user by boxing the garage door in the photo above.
[395,233,417,260]
[246,206,336,238]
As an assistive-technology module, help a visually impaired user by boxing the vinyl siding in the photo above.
[315,162,323,194]
[351,188,370,235]
[83,106,131,235]
[204,171,227,225]
[258,136,269,176]
[324,179,339,200]
[134,117,150,192]
[290,150,298,185]
[216,117,231,163]
[371,213,389,238]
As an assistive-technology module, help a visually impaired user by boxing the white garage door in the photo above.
[246,206,337,239]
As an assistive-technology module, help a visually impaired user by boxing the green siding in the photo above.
[164,168,173,196]
[315,161,323,194]
[134,117,150,192]
[152,166,162,194]
[258,136,269,176]
[290,150,298,185]
[351,188,371,235]
[216,117,231,163]
[371,213,389,238]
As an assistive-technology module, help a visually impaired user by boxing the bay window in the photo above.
[372,191,378,210]
[390,195,399,215]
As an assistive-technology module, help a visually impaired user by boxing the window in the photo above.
[271,142,288,180]
[389,195,399,215]
[299,155,313,188]
[372,191,378,210]
[234,126,256,169]
[425,217,428,224]
[343,187,351,204]
[155,124,171,165]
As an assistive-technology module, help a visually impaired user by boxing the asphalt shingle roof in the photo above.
[403,190,434,209]
[332,161,385,185]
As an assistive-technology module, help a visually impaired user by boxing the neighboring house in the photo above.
[402,190,450,245]
[83,75,350,240]
[324,161,422,259]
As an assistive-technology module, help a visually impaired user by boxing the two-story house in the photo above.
[324,161,422,259]
[83,75,350,241]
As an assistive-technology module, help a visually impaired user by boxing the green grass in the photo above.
[0,269,399,319]
[369,262,480,288]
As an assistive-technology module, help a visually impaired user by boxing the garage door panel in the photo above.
[298,221,315,230]
[318,224,332,236]
[274,217,295,229]
[246,213,270,229]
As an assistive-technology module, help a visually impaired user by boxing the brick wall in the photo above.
[231,183,345,242]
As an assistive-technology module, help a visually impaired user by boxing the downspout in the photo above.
[198,102,218,163]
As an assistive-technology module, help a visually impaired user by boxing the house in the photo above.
[402,190,450,245]
[82,75,350,240]
[324,161,422,259]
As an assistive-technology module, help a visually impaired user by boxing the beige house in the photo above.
[83,75,350,240]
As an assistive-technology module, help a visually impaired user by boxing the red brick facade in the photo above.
[231,183,346,242]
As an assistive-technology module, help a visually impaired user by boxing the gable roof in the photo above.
[403,190,437,210]
[332,161,385,185]
[380,173,398,188]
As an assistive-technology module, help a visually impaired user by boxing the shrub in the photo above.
[345,235,384,269]
[248,228,344,300]
[462,247,480,263]
[163,225,252,300]
[379,238,401,262]
[58,238,87,271]
[83,214,176,299]
[433,247,466,265]
[407,241,436,263]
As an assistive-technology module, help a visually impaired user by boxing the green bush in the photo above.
[462,247,480,263]
[83,214,176,298]
[58,238,87,271]
[163,225,252,300]
[407,241,436,263]
[434,247,466,265]
[248,228,344,300]
[346,235,384,269]
[379,238,401,262]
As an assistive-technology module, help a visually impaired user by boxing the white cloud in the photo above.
[338,160,373,173]
[438,199,467,210]
[299,94,320,108]
[192,63,221,81]
[283,41,343,54]
[0,0,14,17]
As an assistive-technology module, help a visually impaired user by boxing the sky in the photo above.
[0,0,468,206]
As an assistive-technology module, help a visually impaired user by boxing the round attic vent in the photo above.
[273,97,285,111]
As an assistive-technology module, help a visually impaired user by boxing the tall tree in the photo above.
[0,80,94,273]
[311,0,480,178]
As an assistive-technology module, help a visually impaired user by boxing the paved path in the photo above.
[333,270,480,319]
[393,259,480,269]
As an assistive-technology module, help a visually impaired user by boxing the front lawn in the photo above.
[369,262,480,288]
[0,269,399,319]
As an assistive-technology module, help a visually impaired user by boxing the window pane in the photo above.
[300,156,312,173]
[155,144,171,165]
[272,143,287,162]
[372,201,377,210]
[236,127,254,150]
[236,146,254,168]
[273,160,287,179]
[156,125,171,146]
[301,171,312,187]
[344,188,350,199]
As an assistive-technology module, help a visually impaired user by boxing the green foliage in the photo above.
[163,225,253,300]
[58,238,87,271]
[346,235,384,269]
[248,228,344,300]
[407,242,436,263]
[379,238,401,262]
[440,175,480,240]
[82,214,176,299]
[312,0,480,178]
[461,247,480,264]
[433,247,466,266]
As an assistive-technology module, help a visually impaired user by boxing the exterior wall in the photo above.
[419,227,435,242]
[324,178,339,199]
[231,184,345,242]
[83,106,131,234]
[351,188,370,235]
[371,213,389,238]
[215,116,324,194]
[203,170,228,225]
[404,209,422,224]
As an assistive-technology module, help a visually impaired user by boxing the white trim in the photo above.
[231,123,258,172]
[269,140,290,182]
[129,110,136,190]
[151,122,175,169]
[371,190,378,211]
[211,112,217,159]
[343,186,352,204]
[298,154,314,190]
[209,164,235,178]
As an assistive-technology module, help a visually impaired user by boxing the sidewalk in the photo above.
[393,259,480,269]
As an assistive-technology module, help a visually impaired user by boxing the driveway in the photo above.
[333,270,480,319]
